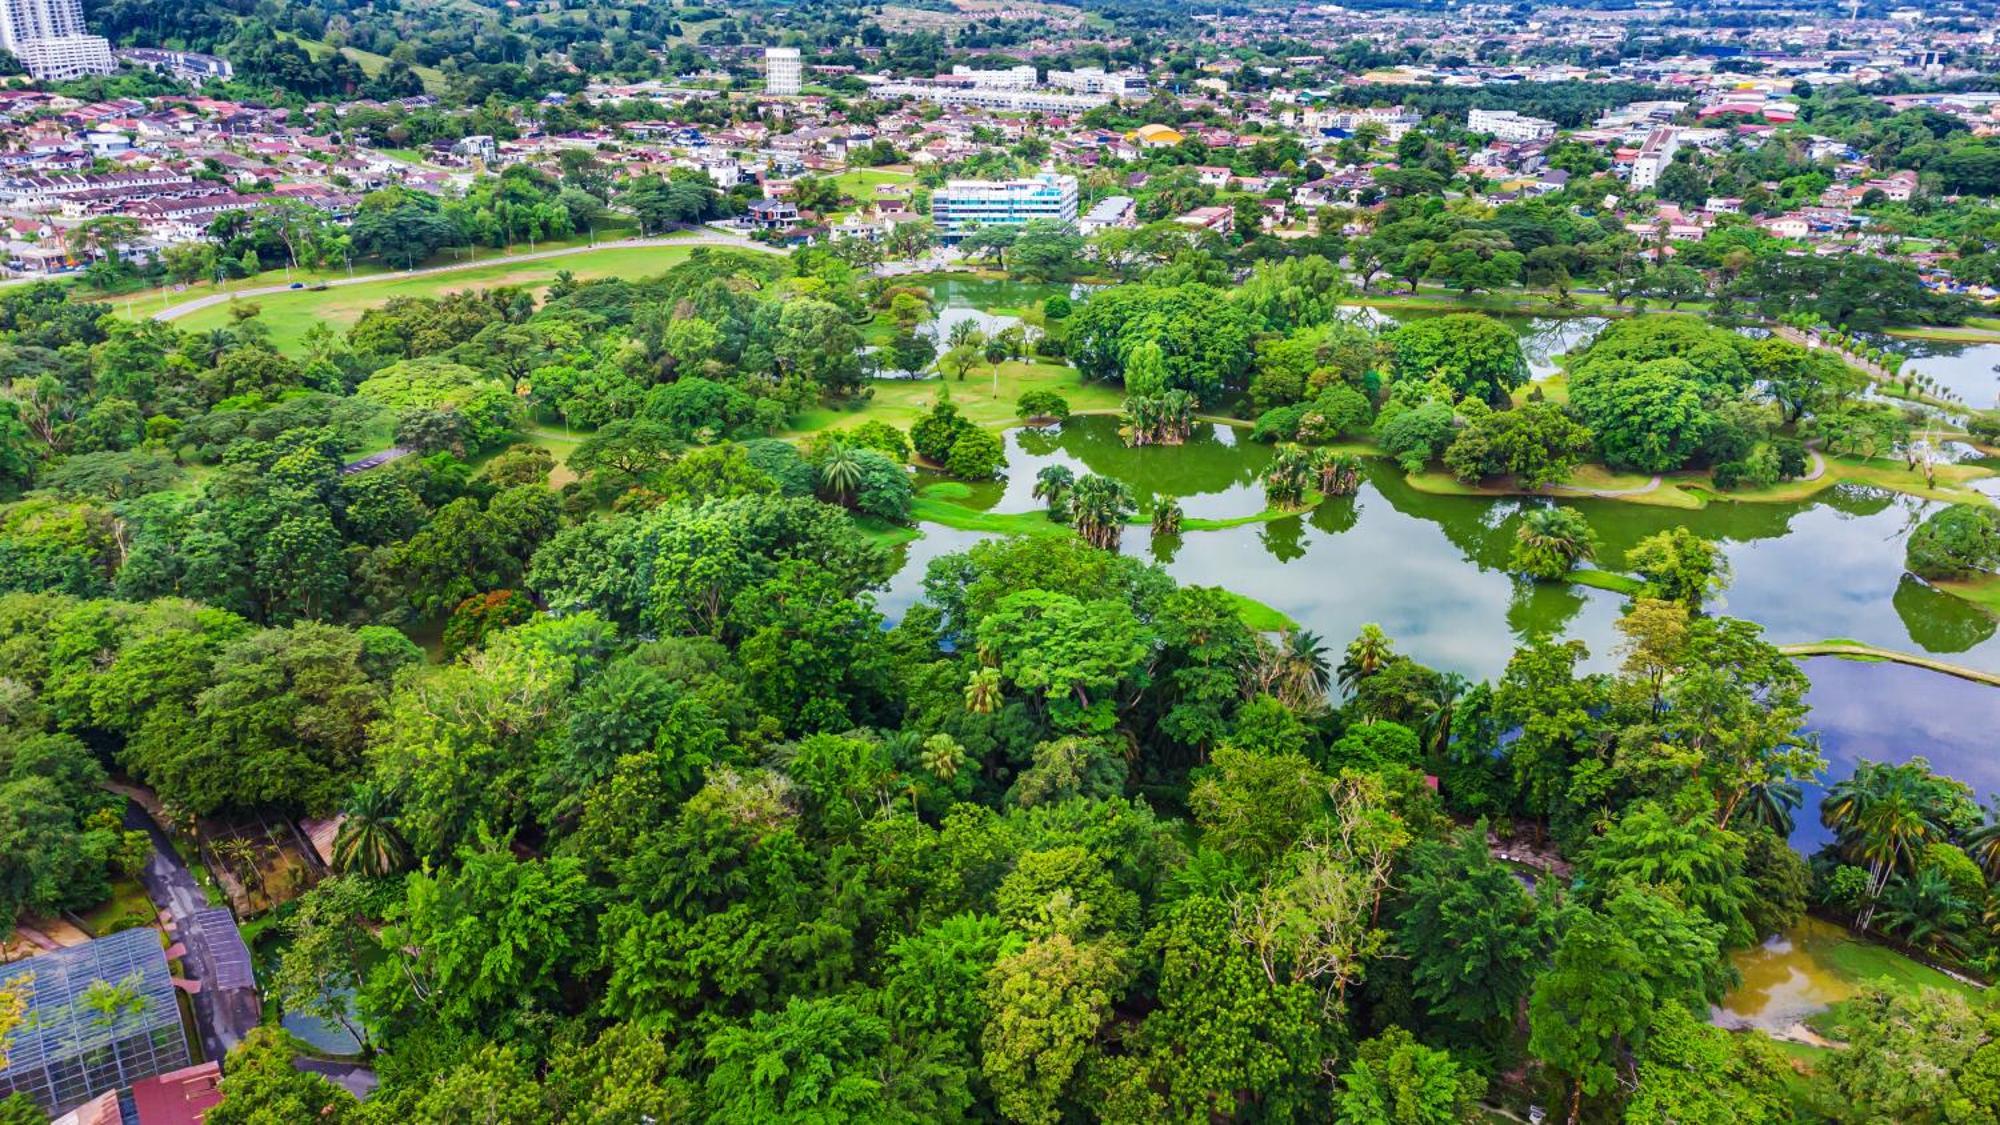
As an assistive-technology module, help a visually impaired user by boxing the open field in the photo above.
[167,243,704,351]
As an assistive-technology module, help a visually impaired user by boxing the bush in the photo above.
[1710,460,1749,491]
[1015,389,1071,423]
[851,449,913,522]
[946,427,1006,480]
[1249,404,1306,443]
[911,401,971,464]
[846,420,911,463]
[1907,505,2000,580]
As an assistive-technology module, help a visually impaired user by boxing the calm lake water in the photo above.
[1879,335,2000,408]
[898,416,2000,681]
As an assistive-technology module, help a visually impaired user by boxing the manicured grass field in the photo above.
[171,243,701,353]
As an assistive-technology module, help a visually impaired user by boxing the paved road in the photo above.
[340,446,411,475]
[149,231,780,323]
[124,801,263,1065]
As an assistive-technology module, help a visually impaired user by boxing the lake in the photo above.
[881,415,2000,852]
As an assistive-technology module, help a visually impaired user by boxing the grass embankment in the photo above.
[1567,569,1643,595]
[1883,323,2000,343]
[1778,640,2000,686]
[1344,287,1707,319]
[169,242,700,352]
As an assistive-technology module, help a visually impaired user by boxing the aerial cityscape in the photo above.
[0,0,1998,1121]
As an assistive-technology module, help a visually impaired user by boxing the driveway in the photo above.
[124,801,263,1065]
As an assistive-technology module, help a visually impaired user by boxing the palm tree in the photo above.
[1739,776,1804,838]
[333,783,411,877]
[1337,624,1395,694]
[1512,507,1597,579]
[1966,810,2000,884]
[1264,444,1314,510]
[820,445,863,506]
[1823,762,1949,929]
[1874,869,1969,955]
[1413,672,1468,765]
[1033,464,1075,518]
[1274,629,1332,710]
[1069,474,1134,551]
[1314,450,1362,497]
[963,668,1002,714]
[920,733,966,782]
[1152,498,1183,537]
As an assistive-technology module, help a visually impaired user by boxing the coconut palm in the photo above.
[1337,624,1395,694]
[1963,809,2000,883]
[1274,629,1333,710]
[1152,498,1183,537]
[1738,775,1804,838]
[333,783,411,877]
[1823,761,1951,928]
[964,667,1002,714]
[820,445,863,506]
[1413,671,1468,764]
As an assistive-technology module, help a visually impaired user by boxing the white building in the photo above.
[950,64,1037,89]
[1629,126,1680,191]
[1046,67,1149,100]
[1302,105,1421,142]
[866,81,1108,114]
[765,47,802,96]
[0,0,113,80]
[1079,194,1136,235]
[1466,107,1558,142]
[931,173,1078,240]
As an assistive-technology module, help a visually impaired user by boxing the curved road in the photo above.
[150,231,780,323]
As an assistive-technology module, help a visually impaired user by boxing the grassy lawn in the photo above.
[1694,453,1995,508]
[78,879,156,937]
[99,220,643,322]
[1934,572,2000,617]
[1568,568,1643,595]
[170,242,701,353]
[831,167,915,200]
[1213,588,1298,631]
[789,365,1126,436]
[1402,463,1706,510]
[1884,323,2000,343]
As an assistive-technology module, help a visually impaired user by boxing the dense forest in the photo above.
[3,239,2000,1122]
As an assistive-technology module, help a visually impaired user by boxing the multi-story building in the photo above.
[765,46,802,96]
[1629,126,1680,191]
[0,0,114,80]
[1466,107,1558,142]
[950,64,1038,89]
[866,81,1108,114]
[116,48,233,88]
[931,173,1079,240]
[1046,67,1150,100]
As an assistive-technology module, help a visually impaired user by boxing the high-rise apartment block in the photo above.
[0,0,115,81]
[764,46,802,95]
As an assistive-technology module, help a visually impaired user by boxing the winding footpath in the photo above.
[148,230,780,324]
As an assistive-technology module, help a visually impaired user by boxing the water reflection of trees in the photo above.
[1893,575,1998,653]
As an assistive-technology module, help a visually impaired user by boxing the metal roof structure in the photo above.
[186,908,254,993]
[0,927,191,1116]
